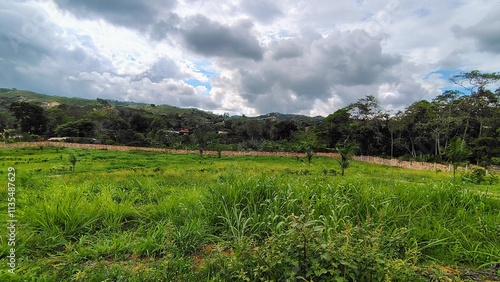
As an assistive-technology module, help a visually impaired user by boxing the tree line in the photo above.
[1,70,499,168]
[317,70,500,167]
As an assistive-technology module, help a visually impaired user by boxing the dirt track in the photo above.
[2,141,455,172]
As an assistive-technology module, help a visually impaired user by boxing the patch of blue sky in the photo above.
[425,69,469,94]
[185,79,212,91]
[184,60,218,94]
[76,34,94,47]
[440,85,468,95]
[414,7,431,18]
[194,60,219,76]
[424,69,461,81]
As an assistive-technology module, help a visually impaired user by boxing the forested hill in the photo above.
[1,70,500,167]
[0,87,321,150]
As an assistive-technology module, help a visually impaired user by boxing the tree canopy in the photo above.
[1,71,500,168]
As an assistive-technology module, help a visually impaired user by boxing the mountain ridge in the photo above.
[0,87,323,122]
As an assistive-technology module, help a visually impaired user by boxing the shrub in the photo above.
[462,168,490,184]
[67,153,77,171]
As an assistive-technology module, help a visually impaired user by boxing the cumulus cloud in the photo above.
[54,0,177,30]
[181,15,263,60]
[212,29,402,114]
[148,13,181,41]
[67,71,216,109]
[135,56,183,83]
[239,0,283,24]
[451,3,500,54]
[0,0,499,116]
[271,39,304,60]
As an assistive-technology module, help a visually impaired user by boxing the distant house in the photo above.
[217,131,229,135]
[179,129,190,135]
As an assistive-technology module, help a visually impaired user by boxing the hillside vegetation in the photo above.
[1,70,500,169]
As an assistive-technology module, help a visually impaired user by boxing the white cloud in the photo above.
[0,0,498,116]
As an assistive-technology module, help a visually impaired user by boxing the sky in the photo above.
[1,0,499,117]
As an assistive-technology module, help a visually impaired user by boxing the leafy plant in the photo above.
[336,143,358,176]
[67,153,77,171]
[443,137,471,177]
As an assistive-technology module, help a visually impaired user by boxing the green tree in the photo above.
[431,90,463,159]
[299,131,319,165]
[450,70,500,94]
[349,95,380,120]
[316,107,351,148]
[271,120,297,141]
[450,70,500,141]
[55,119,95,137]
[443,137,472,177]
[0,109,16,132]
[336,143,358,176]
[398,100,436,159]
[9,102,47,135]
[348,96,384,156]
[67,154,77,171]
[210,136,225,158]
[45,107,71,136]
[244,119,263,141]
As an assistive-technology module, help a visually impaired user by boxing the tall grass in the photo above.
[201,171,499,279]
[0,148,498,280]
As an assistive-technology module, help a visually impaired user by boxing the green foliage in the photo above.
[67,153,77,170]
[55,119,95,137]
[0,148,499,281]
[443,137,472,177]
[462,168,486,184]
[462,168,498,185]
[9,101,47,135]
[336,143,358,176]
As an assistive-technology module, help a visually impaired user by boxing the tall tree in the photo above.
[398,100,435,158]
[0,109,16,132]
[349,95,380,120]
[9,102,47,135]
[450,70,500,94]
[316,107,351,148]
[431,90,463,153]
[443,137,472,177]
[272,120,297,141]
[335,142,358,176]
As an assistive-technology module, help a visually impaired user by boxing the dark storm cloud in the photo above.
[0,2,57,61]
[272,39,304,60]
[181,15,264,60]
[0,1,203,109]
[240,0,283,24]
[451,3,500,54]
[229,29,401,114]
[0,43,110,98]
[148,13,181,41]
[135,57,182,83]
[3,0,497,117]
[54,0,177,30]
[0,2,110,94]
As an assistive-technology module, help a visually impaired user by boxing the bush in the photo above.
[461,168,498,185]
[462,168,487,184]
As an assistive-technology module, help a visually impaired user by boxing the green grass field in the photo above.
[0,146,499,281]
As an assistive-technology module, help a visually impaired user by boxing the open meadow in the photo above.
[1,146,499,281]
